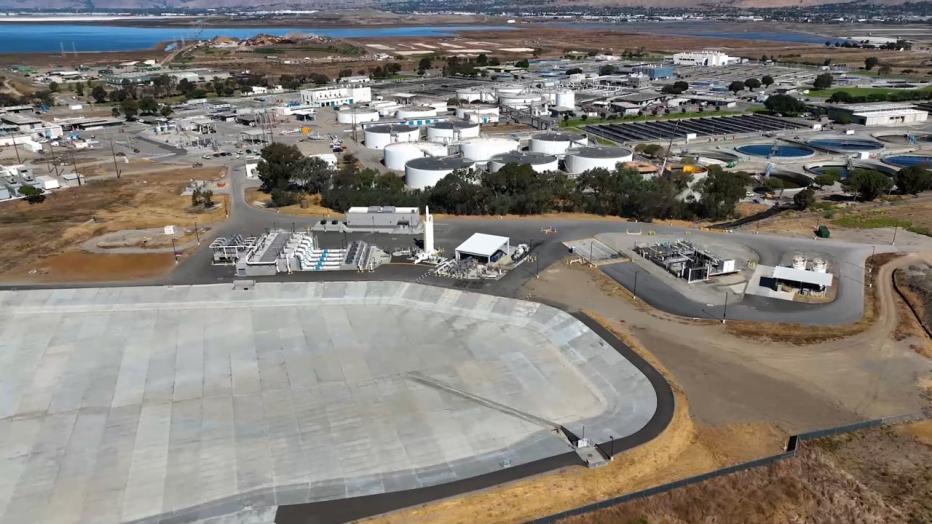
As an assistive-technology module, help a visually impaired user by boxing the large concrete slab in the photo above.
[0,282,657,523]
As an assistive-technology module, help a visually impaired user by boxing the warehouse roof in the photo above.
[456,233,510,258]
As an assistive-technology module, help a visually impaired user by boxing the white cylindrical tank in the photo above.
[460,137,520,163]
[337,107,380,124]
[373,102,402,117]
[417,142,448,157]
[811,258,827,273]
[384,142,425,171]
[500,93,543,109]
[396,105,438,119]
[455,104,500,123]
[427,120,481,145]
[555,89,576,109]
[530,132,588,155]
[495,84,524,97]
[405,157,475,190]
[792,255,807,270]
[426,100,448,112]
[564,146,634,175]
[489,151,559,174]
[364,124,420,150]
[456,87,484,102]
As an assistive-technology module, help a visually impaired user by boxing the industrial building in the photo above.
[769,256,833,295]
[231,230,387,276]
[455,233,511,263]
[672,50,739,67]
[301,85,372,107]
[635,240,737,283]
[824,102,928,127]
[345,206,420,230]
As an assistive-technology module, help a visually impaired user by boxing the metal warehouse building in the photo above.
[345,206,420,229]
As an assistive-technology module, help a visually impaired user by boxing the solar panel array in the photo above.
[583,114,808,143]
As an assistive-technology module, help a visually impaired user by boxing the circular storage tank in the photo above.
[364,124,420,150]
[456,87,495,103]
[736,144,815,158]
[384,143,426,171]
[500,93,543,109]
[874,132,932,145]
[792,255,807,270]
[555,89,576,108]
[495,85,525,97]
[530,132,588,155]
[455,104,500,123]
[396,105,438,119]
[336,107,380,124]
[489,151,559,174]
[405,157,475,190]
[883,155,932,168]
[565,147,634,175]
[460,137,520,163]
[807,137,884,153]
[427,120,481,145]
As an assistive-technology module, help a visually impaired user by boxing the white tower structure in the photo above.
[424,206,435,256]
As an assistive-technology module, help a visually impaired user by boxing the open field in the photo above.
[245,187,340,218]
[0,166,226,282]
[563,420,932,524]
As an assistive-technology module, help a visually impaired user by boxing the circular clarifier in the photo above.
[883,155,932,168]
[736,144,815,158]
[807,137,884,152]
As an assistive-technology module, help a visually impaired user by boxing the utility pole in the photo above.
[633,270,639,300]
[10,138,21,164]
[110,137,121,179]
[68,149,82,186]
[891,226,898,246]
[47,141,61,176]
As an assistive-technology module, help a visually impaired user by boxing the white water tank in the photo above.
[460,137,520,163]
[427,120,480,145]
[555,89,576,109]
[337,107,380,124]
[384,143,426,171]
[792,255,807,270]
[530,132,588,155]
[500,93,543,109]
[489,151,559,174]
[811,258,827,273]
[396,105,438,119]
[405,157,475,190]
[564,146,634,175]
[364,124,420,150]
[496,84,525,97]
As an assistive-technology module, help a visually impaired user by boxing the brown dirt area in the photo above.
[372,252,930,523]
[563,420,932,524]
[244,188,340,218]
[894,263,932,357]
[0,166,228,283]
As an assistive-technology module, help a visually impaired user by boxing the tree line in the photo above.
[255,144,753,222]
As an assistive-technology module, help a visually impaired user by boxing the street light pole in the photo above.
[891,226,898,246]
[633,270,639,300]
[722,291,728,323]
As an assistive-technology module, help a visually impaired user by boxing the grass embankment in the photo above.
[808,86,932,99]
[830,210,932,237]
[559,109,753,129]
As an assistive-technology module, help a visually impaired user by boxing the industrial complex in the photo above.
[1,13,931,524]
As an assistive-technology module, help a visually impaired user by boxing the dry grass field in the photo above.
[0,166,227,282]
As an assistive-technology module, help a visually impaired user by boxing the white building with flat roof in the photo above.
[301,85,372,107]
[672,51,739,67]
[826,102,928,127]
[455,233,510,263]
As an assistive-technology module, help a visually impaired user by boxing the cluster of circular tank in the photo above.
[455,104,500,123]
[736,144,815,159]
[564,147,634,175]
[807,137,884,153]
[396,105,438,120]
[405,157,475,190]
